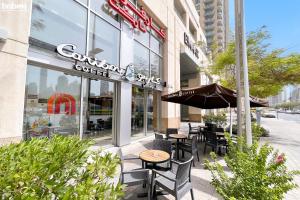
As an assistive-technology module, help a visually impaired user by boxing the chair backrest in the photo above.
[155,133,164,140]
[153,139,172,155]
[191,136,198,150]
[206,131,218,145]
[166,128,178,138]
[175,156,193,188]
[188,123,192,131]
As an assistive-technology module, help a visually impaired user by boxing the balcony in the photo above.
[205,4,215,11]
[205,18,215,24]
[205,24,215,31]
[205,31,214,37]
[205,11,215,18]
[217,14,223,19]
[204,0,214,3]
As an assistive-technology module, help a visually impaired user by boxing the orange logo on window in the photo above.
[47,93,76,115]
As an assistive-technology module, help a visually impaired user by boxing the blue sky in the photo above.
[229,0,300,54]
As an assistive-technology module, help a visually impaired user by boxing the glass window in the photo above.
[131,87,144,138]
[147,90,159,132]
[150,52,162,78]
[23,65,81,139]
[89,13,120,65]
[134,30,150,47]
[134,42,150,76]
[90,0,120,28]
[76,0,88,5]
[150,35,162,55]
[85,80,115,146]
[30,0,87,54]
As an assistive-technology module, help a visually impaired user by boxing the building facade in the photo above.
[0,0,209,146]
[194,0,229,52]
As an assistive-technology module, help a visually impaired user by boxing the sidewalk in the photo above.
[261,118,300,200]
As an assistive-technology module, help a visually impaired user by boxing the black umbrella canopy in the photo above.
[161,83,268,109]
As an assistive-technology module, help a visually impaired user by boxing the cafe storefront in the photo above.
[24,0,164,146]
[0,0,209,146]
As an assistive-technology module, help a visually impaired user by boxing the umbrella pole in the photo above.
[229,105,233,136]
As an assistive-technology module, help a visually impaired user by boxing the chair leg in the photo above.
[182,150,185,158]
[190,189,195,200]
[197,151,200,161]
[192,158,195,167]
[204,143,207,154]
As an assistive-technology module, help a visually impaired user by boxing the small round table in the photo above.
[169,134,187,160]
[139,149,170,168]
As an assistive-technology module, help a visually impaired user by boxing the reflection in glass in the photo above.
[147,91,159,132]
[134,42,150,76]
[150,35,163,55]
[89,13,120,65]
[150,52,162,78]
[134,30,149,47]
[131,87,144,138]
[23,65,81,139]
[85,80,114,146]
[90,0,120,28]
[30,0,87,53]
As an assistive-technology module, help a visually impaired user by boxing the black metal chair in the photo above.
[188,123,200,140]
[155,133,164,140]
[145,139,174,171]
[204,131,227,154]
[152,156,194,200]
[118,149,151,200]
[166,128,178,139]
[178,136,200,167]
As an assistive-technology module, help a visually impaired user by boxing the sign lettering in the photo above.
[108,0,166,40]
[56,44,161,87]
[184,32,199,59]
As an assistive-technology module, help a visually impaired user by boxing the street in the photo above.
[261,114,300,200]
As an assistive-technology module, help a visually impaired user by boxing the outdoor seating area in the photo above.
[120,122,227,200]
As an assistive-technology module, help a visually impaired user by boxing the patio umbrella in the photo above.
[161,83,268,135]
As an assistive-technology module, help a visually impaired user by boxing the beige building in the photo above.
[194,0,229,52]
[0,0,209,146]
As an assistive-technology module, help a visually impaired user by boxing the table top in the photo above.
[139,150,170,164]
[169,133,187,139]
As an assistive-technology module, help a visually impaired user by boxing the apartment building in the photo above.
[194,0,229,52]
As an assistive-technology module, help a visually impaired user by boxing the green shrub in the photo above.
[205,135,300,200]
[0,135,124,199]
[252,122,269,139]
[203,112,227,127]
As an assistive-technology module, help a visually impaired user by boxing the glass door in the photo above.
[84,79,115,146]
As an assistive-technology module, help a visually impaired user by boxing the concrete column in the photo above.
[115,82,132,146]
[0,0,32,144]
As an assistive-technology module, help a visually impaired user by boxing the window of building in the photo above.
[150,35,163,55]
[133,41,150,77]
[85,80,115,146]
[150,52,162,78]
[89,13,120,65]
[30,0,87,54]
[23,65,81,139]
[131,87,145,138]
[90,0,120,28]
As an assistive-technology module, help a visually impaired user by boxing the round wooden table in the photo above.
[169,134,187,160]
[139,149,170,165]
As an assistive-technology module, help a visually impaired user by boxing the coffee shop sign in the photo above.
[56,44,161,87]
[108,0,166,40]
